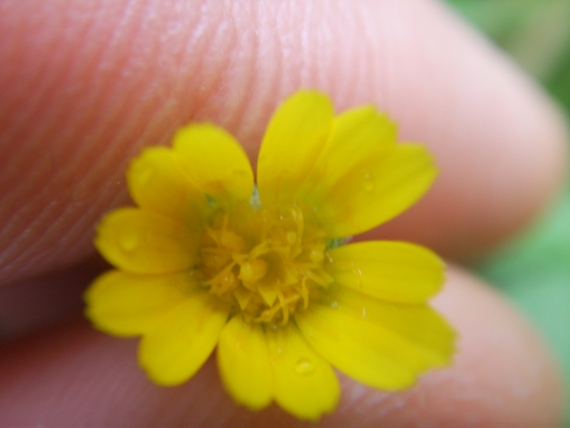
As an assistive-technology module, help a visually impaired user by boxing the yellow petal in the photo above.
[94,208,200,274]
[296,287,455,391]
[127,146,209,222]
[138,291,230,386]
[317,144,438,237]
[333,286,456,364]
[173,123,254,204]
[328,241,445,303]
[300,106,397,194]
[217,316,273,410]
[266,323,340,421]
[257,91,334,206]
[84,270,197,336]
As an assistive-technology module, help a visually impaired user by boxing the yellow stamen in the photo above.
[239,259,268,284]
[199,201,333,324]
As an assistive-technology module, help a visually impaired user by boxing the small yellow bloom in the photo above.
[85,91,456,420]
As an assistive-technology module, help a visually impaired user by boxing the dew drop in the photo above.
[222,272,238,286]
[360,307,367,319]
[310,249,324,263]
[232,170,249,180]
[363,173,375,192]
[286,231,297,244]
[119,232,140,251]
[355,268,363,288]
[137,168,153,187]
[329,300,338,309]
[295,358,315,375]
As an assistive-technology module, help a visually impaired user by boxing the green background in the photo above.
[446,0,570,424]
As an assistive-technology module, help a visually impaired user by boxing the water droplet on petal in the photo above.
[329,300,338,309]
[363,173,375,192]
[286,231,297,244]
[295,358,315,375]
[119,232,140,251]
[137,168,153,187]
[310,249,324,263]
[232,170,249,180]
[360,307,367,319]
[354,267,363,288]
[222,272,239,289]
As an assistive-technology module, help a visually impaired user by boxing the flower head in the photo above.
[85,91,456,420]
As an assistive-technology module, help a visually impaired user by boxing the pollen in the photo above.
[199,200,334,325]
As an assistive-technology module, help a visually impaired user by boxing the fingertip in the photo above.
[1,0,568,283]
[0,266,564,427]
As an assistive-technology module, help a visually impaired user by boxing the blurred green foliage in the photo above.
[446,0,570,424]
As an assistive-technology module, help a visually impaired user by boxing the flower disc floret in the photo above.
[200,201,333,326]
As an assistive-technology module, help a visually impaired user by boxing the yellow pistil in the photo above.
[200,201,333,325]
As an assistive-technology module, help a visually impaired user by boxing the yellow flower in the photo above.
[85,91,456,420]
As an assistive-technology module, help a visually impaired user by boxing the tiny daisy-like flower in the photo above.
[85,90,456,420]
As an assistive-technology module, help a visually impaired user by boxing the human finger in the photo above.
[0,0,567,287]
[0,266,563,427]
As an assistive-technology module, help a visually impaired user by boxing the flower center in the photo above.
[199,200,333,325]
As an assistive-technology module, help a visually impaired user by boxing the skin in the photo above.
[0,0,567,426]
